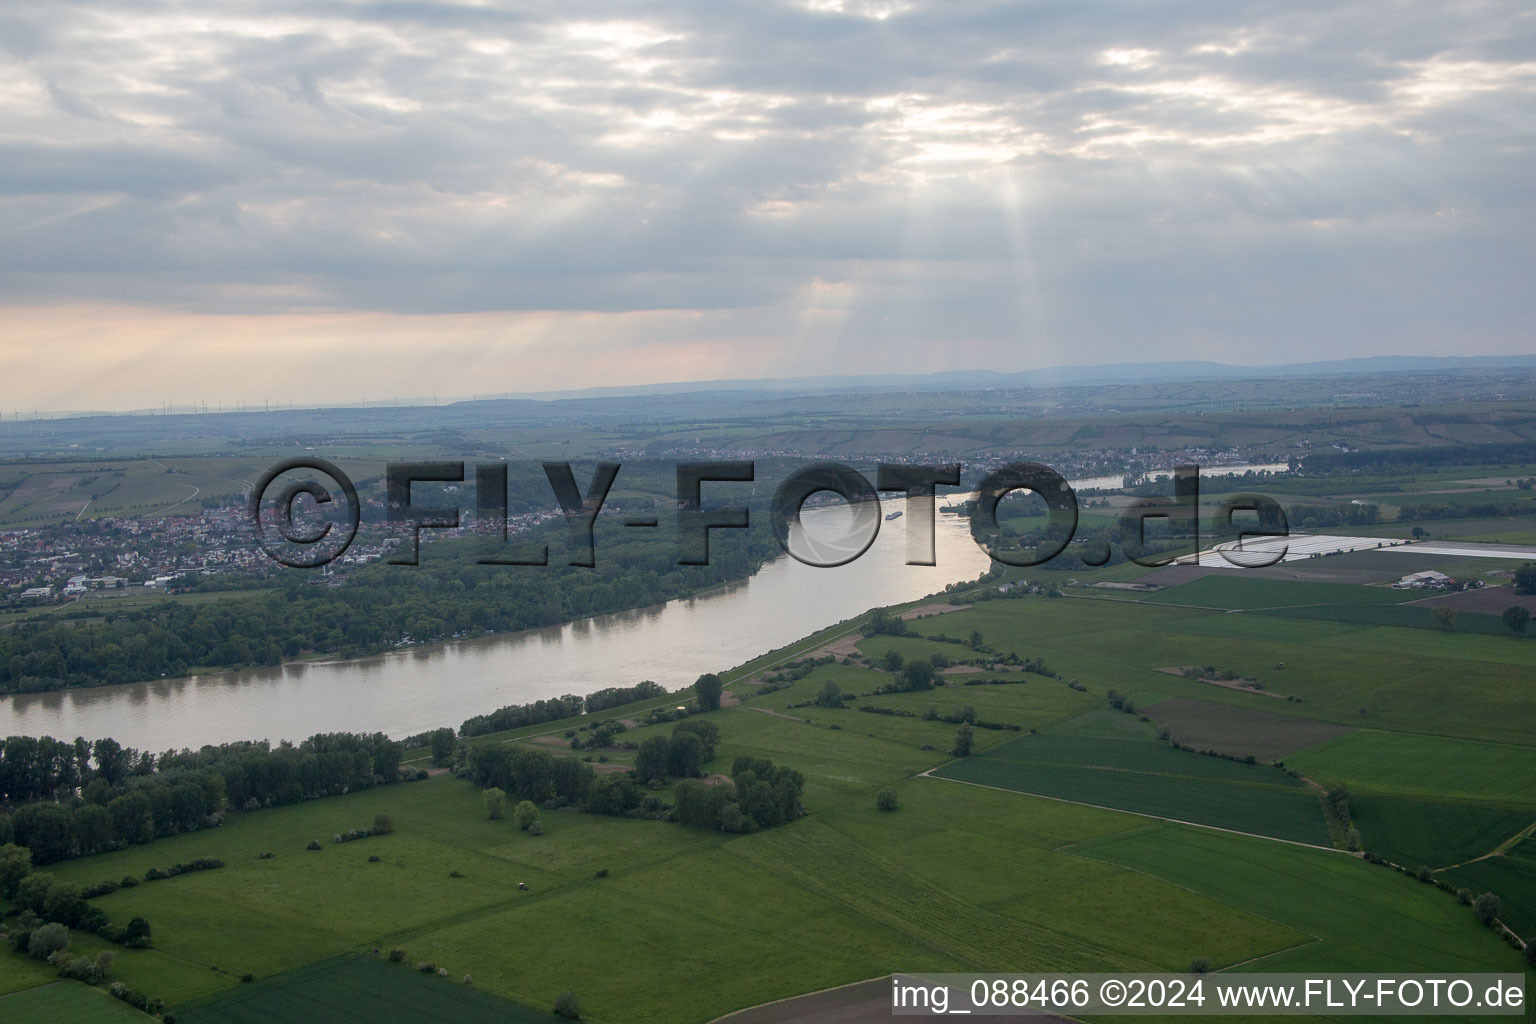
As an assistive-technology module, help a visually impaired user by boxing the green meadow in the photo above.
[0,982,156,1022]
[4,571,1535,1023]
[174,955,561,1024]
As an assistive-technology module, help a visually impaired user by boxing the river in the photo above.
[0,497,993,751]
[0,462,1292,750]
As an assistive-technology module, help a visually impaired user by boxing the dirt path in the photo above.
[1437,819,1536,872]
[1155,666,1288,700]
[710,975,1074,1024]
[898,602,972,620]
[746,707,809,723]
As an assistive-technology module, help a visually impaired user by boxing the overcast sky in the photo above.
[3,0,1534,411]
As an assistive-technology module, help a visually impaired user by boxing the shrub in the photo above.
[449,869,465,878]
[388,948,406,962]
[305,839,322,851]
[1416,865,1434,883]
[950,724,974,757]
[554,990,582,1020]
[514,801,540,830]
[1189,957,1211,973]
[1456,888,1472,905]
[595,868,609,878]
[483,787,507,820]
[241,973,254,983]
[418,962,437,973]
[1473,892,1501,926]
[876,789,898,812]
[373,813,394,835]
[528,820,545,836]
[54,950,114,984]
[368,854,382,863]
[28,922,69,960]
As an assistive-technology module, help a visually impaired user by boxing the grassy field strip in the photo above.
[368,834,732,948]
[919,771,1341,854]
[727,818,1142,971]
[173,954,562,1024]
[0,981,158,1022]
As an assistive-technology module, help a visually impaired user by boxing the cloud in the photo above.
[1,0,1533,407]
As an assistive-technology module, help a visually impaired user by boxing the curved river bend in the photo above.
[0,499,993,750]
[0,463,1288,750]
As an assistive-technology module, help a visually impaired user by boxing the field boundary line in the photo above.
[705,974,890,1024]
[1217,936,1324,971]
[917,772,1347,854]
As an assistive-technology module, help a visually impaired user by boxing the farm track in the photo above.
[1437,819,1536,873]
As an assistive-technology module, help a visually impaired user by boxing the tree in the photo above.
[554,990,581,1020]
[1325,783,1351,822]
[950,724,974,757]
[666,732,704,779]
[881,650,904,672]
[429,728,456,767]
[0,843,31,899]
[27,922,69,960]
[876,788,898,812]
[372,812,394,835]
[1473,892,1501,926]
[1432,606,1457,629]
[514,800,539,831]
[483,788,507,820]
[671,719,719,760]
[1516,562,1536,596]
[1503,606,1531,634]
[813,681,843,708]
[693,673,723,712]
[968,630,984,648]
[899,658,937,691]
[634,736,670,783]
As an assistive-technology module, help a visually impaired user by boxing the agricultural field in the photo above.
[1074,824,1533,975]
[1140,697,1353,761]
[0,982,155,1022]
[1348,794,1533,870]
[4,530,1536,1022]
[1443,839,1536,938]
[174,955,560,1024]
[931,729,1334,847]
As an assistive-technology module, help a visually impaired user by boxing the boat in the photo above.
[885,510,903,520]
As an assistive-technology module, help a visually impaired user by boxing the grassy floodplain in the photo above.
[3,565,1535,1023]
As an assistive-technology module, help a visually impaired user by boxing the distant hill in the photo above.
[511,353,1536,400]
